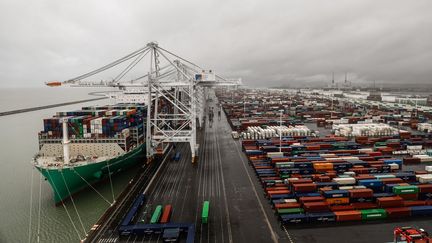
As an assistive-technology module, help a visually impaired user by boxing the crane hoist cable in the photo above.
[157,46,202,69]
[114,48,151,82]
[65,45,150,83]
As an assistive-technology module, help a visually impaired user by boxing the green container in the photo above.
[374,142,387,147]
[277,208,304,214]
[150,205,163,224]
[393,185,419,195]
[280,175,290,179]
[375,174,396,179]
[202,201,209,224]
[361,209,387,220]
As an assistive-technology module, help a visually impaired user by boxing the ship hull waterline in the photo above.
[35,144,146,205]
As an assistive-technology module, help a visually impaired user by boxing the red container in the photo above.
[398,193,418,201]
[418,184,432,193]
[317,176,331,182]
[385,207,411,218]
[350,168,370,174]
[377,196,404,208]
[349,188,374,198]
[330,205,355,211]
[381,178,404,185]
[351,202,377,210]
[265,187,289,192]
[403,200,426,207]
[267,190,290,196]
[299,196,325,204]
[354,174,376,180]
[368,152,382,156]
[160,205,172,224]
[289,179,313,185]
[303,202,329,213]
[403,157,421,164]
[334,210,362,221]
[293,183,317,192]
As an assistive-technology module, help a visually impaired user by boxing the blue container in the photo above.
[272,199,287,205]
[256,140,273,146]
[367,168,379,174]
[262,146,279,152]
[373,192,395,198]
[281,214,308,224]
[322,190,349,198]
[270,194,295,200]
[299,168,314,175]
[410,206,432,216]
[358,179,383,187]
[315,182,339,188]
[334,163,353,170]
[245,150,264,156]
[394,172,416,181]
[307,212,336,223]
[418,193,432,200]
[295,192,321,198]
[350,197,373,203]
[278,168,300,175]
[350,161,368,167]
[384,184,401,193]
[293,162,313,169]
[383,159,402,167]
[258,173,276,178]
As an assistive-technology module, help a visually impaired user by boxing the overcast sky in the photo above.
[0,0,431,87]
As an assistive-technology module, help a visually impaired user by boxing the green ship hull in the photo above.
[36,144,146,204]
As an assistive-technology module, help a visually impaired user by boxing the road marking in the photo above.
[229,125,280,243]
[215,120,234,243]
[282,225,295,243]
[143,147,171,195]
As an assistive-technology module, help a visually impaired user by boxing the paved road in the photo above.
[116,94,288,243]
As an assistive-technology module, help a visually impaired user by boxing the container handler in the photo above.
[394,227,432,243]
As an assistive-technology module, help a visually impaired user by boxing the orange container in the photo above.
[326,197,350,205]
[334,210,362,221]
[313,162,334,170]
[275,203,301,209]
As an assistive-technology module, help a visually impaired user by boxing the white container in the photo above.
[425,166,432,173]
[389,163,399,170]
[333,177,356,185]
[353,185,367,189]
[343,171,356,176]
[418,175,432,183]
[267,152,284,158]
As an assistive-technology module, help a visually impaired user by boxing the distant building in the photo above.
[395,97,427,106]
[367,91,382,101]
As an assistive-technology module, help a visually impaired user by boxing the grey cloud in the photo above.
[0,0,431,87]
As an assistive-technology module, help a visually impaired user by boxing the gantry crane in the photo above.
[46,42,241,162]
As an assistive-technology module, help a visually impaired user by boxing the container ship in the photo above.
[32,103,147,204]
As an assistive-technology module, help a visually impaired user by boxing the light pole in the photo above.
[279,109,283,153]
[243,98,246,118]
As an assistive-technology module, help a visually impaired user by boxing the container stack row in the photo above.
[242,137,432,225]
